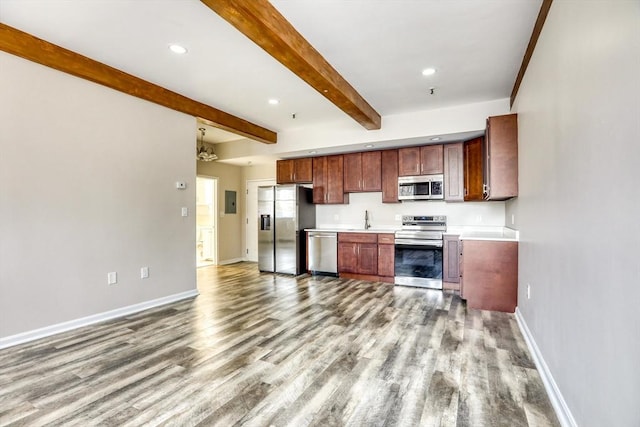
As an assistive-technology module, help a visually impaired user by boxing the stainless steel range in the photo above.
[394,215,446,289]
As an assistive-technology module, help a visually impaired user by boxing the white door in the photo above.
[246,179,275,262]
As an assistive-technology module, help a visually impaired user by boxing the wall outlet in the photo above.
[511,214,515,225]
[141,267,149,279]
[181,207,188,217]
[527,283,531,299]
[395,214,402,221]
[107,272,117,285]
[475,215,482,223]
[333,214,339,221]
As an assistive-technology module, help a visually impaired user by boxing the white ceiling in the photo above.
[1,0,542,152]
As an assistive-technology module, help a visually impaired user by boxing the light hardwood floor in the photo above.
[0,262,559,426]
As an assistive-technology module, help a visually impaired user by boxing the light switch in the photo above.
[141,267,149,279]
[107,272,117,285]
[181,207,188,217]
[176,181,187,189]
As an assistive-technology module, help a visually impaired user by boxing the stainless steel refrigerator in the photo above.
[258,185,316,275]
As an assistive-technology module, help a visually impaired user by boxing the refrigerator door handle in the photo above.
[260,214,271,230]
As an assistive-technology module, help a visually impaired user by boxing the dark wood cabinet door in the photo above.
[326,155,349,204]
[358,243,378,275]
[343,153,362,192]
[277,158,312,184]
[398,147,421,176]
[377,244,395,277]
[420,144,444,175]
[485,114,518,200]
[444,143,464,202]
[294,158,313,183]
[464,137,484,201]
[276,159,294,184]
[443,235,460,284]
[312,156,327,204]
[461,240,518,313]
[361,151,382,191]
[381,149,399,203]
[338,242,358,273]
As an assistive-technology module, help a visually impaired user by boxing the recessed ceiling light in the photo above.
[430,137,441,141]
[422,68,436,76]
[168,44,187,54]
[268,99,280,105]
[364,144,374,148]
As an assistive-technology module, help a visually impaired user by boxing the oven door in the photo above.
[394,239,443,289]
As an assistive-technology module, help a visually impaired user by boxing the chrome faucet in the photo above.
[364,210,371,230]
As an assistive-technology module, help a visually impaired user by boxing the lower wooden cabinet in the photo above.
[377,234,395,280]
[337,232,395,283]
[460,240,518,313]
[338,233,378,276]
[443,234,460,290]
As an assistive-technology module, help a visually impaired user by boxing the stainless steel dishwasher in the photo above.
[307,231,338,276]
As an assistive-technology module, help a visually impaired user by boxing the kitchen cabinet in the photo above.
[381,149,399,203]
[276,158,312,184]
[398,144,444,176]
[443,235,460,290]
[464,137,484,201]
[460,240,518,313]
[484,114,518,200]
[312,155,349,204]
[377,234,395,280]
[338,233,378,276]
[443,143,464,202]
[343,151,382,193]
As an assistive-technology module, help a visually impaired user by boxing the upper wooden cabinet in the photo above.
[276,158,312,184]
[312,155,349,204]
[464,137,484,201]
[381,149,399,203]
[484,114,518,200]
[443,143,464,202]
[343,151,382,193]
[398,144,444,176]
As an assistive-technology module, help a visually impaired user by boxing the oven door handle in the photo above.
[394,239,443,248]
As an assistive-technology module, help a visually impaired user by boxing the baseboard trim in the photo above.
[218,257,245,265]
[0,289,199,350]
[515,308,577,427]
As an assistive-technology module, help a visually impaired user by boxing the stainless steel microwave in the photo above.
[398,174,444,201]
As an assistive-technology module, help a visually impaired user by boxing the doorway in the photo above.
[196,176,218,267]
[245,179,276,262]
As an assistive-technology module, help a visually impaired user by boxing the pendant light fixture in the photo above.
[196,127,218,161]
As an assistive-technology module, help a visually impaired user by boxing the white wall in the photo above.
[214,98,510,161]
[0,53,197,339]
[507,2,640,426]
[317,193,505,229]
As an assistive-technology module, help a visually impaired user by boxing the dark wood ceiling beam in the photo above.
[510,0,554,107]
[201,0,382,130]
[0,23,277,144]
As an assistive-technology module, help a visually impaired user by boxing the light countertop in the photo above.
[306,226,518,241]
[306,227,398,234]
[445,226,519,242]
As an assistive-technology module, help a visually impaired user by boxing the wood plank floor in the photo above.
[0,262,559,426]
